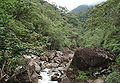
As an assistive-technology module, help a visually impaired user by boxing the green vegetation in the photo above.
[106,72,120,83]
[82,0,120,52]
[0,0,120,82]
[75,0,120,81]
[0,0,80,77]
[77,71,88,80]
[116,55,120,65]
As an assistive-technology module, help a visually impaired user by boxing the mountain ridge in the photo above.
[70,5,91,13]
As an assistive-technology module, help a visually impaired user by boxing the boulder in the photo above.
[46,63,59,68]
[14,70,32,83]
[23,54,41,83]
[55,51,63,57]
[51,73,59,81]
[31,72,38,83]
[40,55,48,61]
[68,54,74,60]
[54,57,61,64]
[52,68,58,72]
[46,52,55,60]
[61,56,69,62]
[70,46,115,70]
[60,75,70,83]
[93,79,104,83]
[28,60,41,73]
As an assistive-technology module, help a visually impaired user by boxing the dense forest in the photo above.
[0,0,120,82]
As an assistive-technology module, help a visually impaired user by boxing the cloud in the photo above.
[45,0,107,11]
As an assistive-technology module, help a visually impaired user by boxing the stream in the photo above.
[38,68,58,83]
[22,51,74,83]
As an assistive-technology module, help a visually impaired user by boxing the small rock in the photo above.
[40,56,48,61]
[59,70,64,75]
[49,53,55,60]
[59,64,66,68]
[55,51,63,57]
[47,63,59,68]
[93,79,104,83]
[62,62,68,66]
[30,54,38,60]
[54,73,60,76]
[54,57,61,64]
[23,55,31,59]
[51,74,59,81]
[46,52,55,60]
[49,60,54,63]
[38,75,42,80]
[68,54,74,60]
[52,68,58,72]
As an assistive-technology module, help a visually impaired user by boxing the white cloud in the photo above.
[44,0,107,11]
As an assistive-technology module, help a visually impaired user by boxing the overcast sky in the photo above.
[45,0,107,11]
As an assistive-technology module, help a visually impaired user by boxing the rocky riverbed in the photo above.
[2,46,117,83]
[22,49,74,83]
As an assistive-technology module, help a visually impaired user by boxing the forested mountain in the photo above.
[83,0,120,53]
[70,5,91,13]
[0,0,75,77]
[69,0,120,54]
[0,0,84,78]
[0,0,120,82]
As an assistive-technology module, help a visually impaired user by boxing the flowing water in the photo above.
[38,68,58,83]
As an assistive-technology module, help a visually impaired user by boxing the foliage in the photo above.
[70,0,120,81]
[116,54,120,66]
[106,72,120,83]
[77,71,88,80]
[66,10,89,47]
[0,0,78,77]
[0,0,27,75]
[79,0,120,54]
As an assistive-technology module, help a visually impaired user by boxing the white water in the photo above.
[38,68,58,83]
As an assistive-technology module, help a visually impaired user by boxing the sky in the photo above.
[44,0,107,11]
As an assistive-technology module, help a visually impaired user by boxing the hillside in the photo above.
[0,0,120,83]
[70,5,91,13]
[0,0,77,79]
